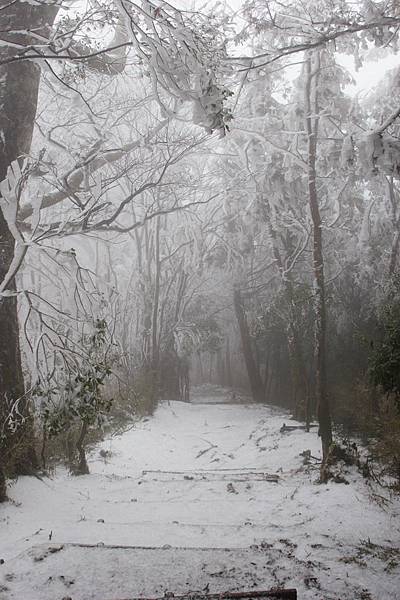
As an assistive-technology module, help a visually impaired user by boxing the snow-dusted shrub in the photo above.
[370,277,400,404]
[33,318,114,473]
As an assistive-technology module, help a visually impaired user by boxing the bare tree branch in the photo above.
[18,119,169,222]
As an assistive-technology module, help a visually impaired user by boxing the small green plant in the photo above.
[370,302,400,406]
[368,278,400,483]
[34,318,113,474]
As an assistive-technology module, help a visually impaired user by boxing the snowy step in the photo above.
[4,543,299,600]
[118,589,297,600]
[141,469,279,483]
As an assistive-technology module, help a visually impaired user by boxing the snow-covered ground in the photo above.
[1,391,400,599]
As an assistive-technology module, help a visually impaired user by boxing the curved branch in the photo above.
[375,106,400,135]
[232,17,400,71]
[18,119,169,222]
[1,4,130,75]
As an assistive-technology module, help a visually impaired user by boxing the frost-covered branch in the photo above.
[235,0,400,71]
[375,106,400,136]
[0,161,29,295]
[18,118,170,222]
[234,17,400,70]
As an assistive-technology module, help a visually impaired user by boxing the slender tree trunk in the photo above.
[0,2,58,499]
[209,353,214,382]
[263,352,270,399]
[260,195,308,416]
[216,348,225,385]
[0,465,6,503]
[389,229,400,276]
[387,178,400,277]
[151,219,161,370]
[148,217,161,410]
[198,351,204,382]
[267,349,275,403]
[179,357,190,402]
[40,428,47,471]
[233,286,264,402]
[304,52,332,461]
[287,323,309,421]
[225,338,232,387]
[75,422,89,475]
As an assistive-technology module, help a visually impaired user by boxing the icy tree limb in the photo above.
[375,106,400,135]
[0,161,29,294]
[233,17,400,71]
[0,3,130,75]
[17,118,169,222]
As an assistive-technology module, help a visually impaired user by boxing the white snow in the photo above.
[1,390,400,599]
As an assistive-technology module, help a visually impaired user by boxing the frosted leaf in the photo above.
[359,132,400,178]
[341,135,355,168]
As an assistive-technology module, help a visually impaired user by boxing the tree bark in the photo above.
[225,338,233,387]
[304,52,332,461]
[387,178,400,277]
[179,357,190,402]
[233,286,264,403]
[149,216,161,409]
[75,421,89,476]
[0,1,58,498]
[0,461,6,503]
[260,197,308,416]
[287,322,309,421]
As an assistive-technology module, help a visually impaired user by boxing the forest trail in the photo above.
[1,387,400,600]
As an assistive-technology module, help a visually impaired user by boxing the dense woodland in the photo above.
[1,0,400,501]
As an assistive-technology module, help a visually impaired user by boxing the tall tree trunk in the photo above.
[262,351,270,399]
[233,286,264,403]
[0,464,6,502]
[287,322,309,421]
[225,338,233,388]
[0,2,58,499]
[149,217,161,410]
[259,193,308,416]
[389,229,400,277]
[216,348,225,385]
[198,351,204,382]
[209,353,214,382]
[304,52,332,461]
[75,421,89,476]
[179,357,190,402]
[387,178,400,277]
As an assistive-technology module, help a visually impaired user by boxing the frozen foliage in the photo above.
[34,318,113,438]
[340,135,355,168]
[359,132,400,178]
[118,0,234,133]
[240,0,400,62]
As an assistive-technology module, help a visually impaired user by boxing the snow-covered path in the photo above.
[1,394,400,599]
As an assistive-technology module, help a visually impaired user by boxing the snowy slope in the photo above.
[0,394,399,599]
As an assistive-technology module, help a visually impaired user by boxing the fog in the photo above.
[1,1,400,598]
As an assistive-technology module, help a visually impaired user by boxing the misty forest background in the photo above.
[2,0,400,500]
